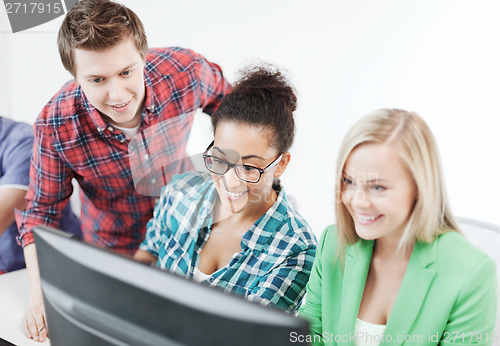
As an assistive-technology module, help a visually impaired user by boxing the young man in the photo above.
[15,0,230,341]
[0,116,81,274]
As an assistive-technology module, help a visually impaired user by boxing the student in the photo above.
[15,0,229,341]
[0,116,81,274]
[134,65,317,312]
[299,109,497,345]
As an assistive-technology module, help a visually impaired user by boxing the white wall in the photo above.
[1,0,499,236]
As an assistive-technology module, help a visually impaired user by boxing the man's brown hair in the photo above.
[58,0,148,76]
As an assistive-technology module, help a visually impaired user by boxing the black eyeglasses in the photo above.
[203,141,283,183]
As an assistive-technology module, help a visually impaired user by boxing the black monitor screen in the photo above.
[33,226,309,345]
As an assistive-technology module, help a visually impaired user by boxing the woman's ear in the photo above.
[274,152,291,178]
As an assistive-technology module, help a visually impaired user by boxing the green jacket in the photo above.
[299,225,497,345]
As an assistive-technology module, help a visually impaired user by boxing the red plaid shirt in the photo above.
[16,47,230,254]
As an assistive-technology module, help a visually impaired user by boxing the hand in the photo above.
[22,243,48,342]
[23,296,48,342]
[133,249,157,265]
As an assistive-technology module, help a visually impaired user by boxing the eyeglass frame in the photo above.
[202,141,283,183]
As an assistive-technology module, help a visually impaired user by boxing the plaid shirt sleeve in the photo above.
[139,183,174,258]
[140,215,163,259]
[245,233,317,312]
[15,118,75,247]
[148,47,231,117]
[192,50,231,115]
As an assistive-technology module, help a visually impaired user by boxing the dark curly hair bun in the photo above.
[211,64,297,154]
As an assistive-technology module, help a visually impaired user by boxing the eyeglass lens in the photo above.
[205,157,261,182]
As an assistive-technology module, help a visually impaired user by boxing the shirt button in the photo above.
[151,178,156,184]
[150,105,155,111]
[120,138,126,143]
[107,126,114,132]
[97,127,104,132]
[154,198,159,204]
[144,154,150,160]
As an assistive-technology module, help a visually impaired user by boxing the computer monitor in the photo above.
[33,226,309,345]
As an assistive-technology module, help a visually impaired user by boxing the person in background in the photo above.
[0,116,81,274]
[299,109,496,345]
[15,0,230,341]
[134,65,317,312]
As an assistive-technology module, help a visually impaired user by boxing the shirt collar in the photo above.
[78,89,108,135]
[142,69,162,124]
[240,187,288,253]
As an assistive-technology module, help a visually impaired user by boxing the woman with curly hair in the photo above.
[134,65,317,312]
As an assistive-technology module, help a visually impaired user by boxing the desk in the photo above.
[0,269,50,345]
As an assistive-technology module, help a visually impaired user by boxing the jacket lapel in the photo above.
[338,239,374,342]
[382,240,436,345]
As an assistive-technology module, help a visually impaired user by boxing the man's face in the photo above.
[74,38,146,128]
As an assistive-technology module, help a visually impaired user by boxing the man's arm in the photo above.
[16,119,75,248]
[14,115,74,342]
[0,187,27,236]
[22,244,48,342]
[191,50,231,115]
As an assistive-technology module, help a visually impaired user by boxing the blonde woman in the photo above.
[299,109,496,345]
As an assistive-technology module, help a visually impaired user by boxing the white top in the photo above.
[192,267,211,283]
[113,123,140,139]
[354,318,386,346]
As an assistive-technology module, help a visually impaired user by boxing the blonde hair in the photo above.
[335,109,460,262]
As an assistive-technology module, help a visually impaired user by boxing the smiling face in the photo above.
[210,121,290,218]
[341,142,417,244]
[74,37,146,128]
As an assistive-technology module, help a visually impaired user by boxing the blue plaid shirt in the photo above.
[140,172,317,311]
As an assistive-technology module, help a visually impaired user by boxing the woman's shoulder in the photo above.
[317,224,339,249]
[433,230,495,268]
[251,190,317,259]
[322,224,338,238]
[412,231,497,289]
[274,192,317,247]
